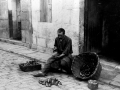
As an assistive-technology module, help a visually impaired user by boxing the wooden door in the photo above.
[84,0,120,60]
[102,0,120,58]
[84,0,103,53]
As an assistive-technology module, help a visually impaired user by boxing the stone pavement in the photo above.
[0,48,119,90]
[0,38,120,89]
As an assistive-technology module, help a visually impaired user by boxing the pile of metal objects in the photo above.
[19,60,41,72]
[39,77,62,87]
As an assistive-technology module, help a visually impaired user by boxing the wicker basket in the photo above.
[19,60,41,72]
[71,52,102,80]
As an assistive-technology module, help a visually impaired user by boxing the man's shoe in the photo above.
[33,72,47,77]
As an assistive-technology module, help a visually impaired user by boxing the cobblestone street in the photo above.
[0,50,119,90]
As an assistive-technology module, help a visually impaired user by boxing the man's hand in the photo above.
[55,55,61,59]
[55,54,65,59]
[53,46,57,53]
[52,52,58,57]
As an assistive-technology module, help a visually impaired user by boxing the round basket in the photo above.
[71,52,102,80]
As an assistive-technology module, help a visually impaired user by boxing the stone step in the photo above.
[100,67,118,80]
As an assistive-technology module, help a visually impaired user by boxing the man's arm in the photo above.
[52,38,59,57]
[53,46,57,53]
[62,39,72,55]
[52,46,58,56]
[53,38,57,52]
[57,39,72,58]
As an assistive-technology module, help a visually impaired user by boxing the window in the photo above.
[40,0,52,22]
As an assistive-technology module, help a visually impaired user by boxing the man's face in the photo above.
[58,32,64,39]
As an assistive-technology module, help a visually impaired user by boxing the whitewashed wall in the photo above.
[31,0,84,55]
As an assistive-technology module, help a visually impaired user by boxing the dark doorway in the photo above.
[84,0,103,53]
[84,0,120,61]
[15,0,22,40]
[102,0,120,60]
[8,10,13,39]
[8,0,22,40]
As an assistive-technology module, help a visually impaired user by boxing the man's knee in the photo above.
[60,60,72,73]
[47,56,55,63]
[61,60,66,67]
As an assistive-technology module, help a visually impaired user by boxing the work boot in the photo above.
[33,72,47,77]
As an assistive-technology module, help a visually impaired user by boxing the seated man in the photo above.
[33,28,73,77]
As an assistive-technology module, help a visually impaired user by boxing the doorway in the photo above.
[84,0,120,60]
[102,0,120,60]
[8,0,22,40]
[84,0,103,53]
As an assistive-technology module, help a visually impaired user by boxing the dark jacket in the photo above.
[54,35,73,55]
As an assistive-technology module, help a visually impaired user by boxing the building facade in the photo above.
[1,0,120,59]
[0,0,84,55]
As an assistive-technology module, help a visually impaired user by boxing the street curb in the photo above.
[0,38,30,48]
[0,46,46,64]
[98,78,120,89]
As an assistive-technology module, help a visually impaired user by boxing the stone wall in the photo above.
[0,0,9,39]
[31,0,84,55]
[0,0,84,55]
[21,0,32,44]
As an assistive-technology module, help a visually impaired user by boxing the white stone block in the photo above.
[21,0,30,11]
[62,0,74,9]
[37,38,46,47]
[47,38,54,48]
[71,9,79,26]
[21,30,26,43]
[32,10,40,22]
[73,46,79,55]
[31,0,40,11]
[61,9,71,24]
[73,0,81,8]
[32,35,37,44]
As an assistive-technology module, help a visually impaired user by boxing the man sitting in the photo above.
[33,28,73,77]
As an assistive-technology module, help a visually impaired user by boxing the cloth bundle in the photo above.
[39,77,62,87]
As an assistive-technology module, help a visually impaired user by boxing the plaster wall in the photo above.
[21,0,32,44]
[31,0,84,55]
[0,0,9,39]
